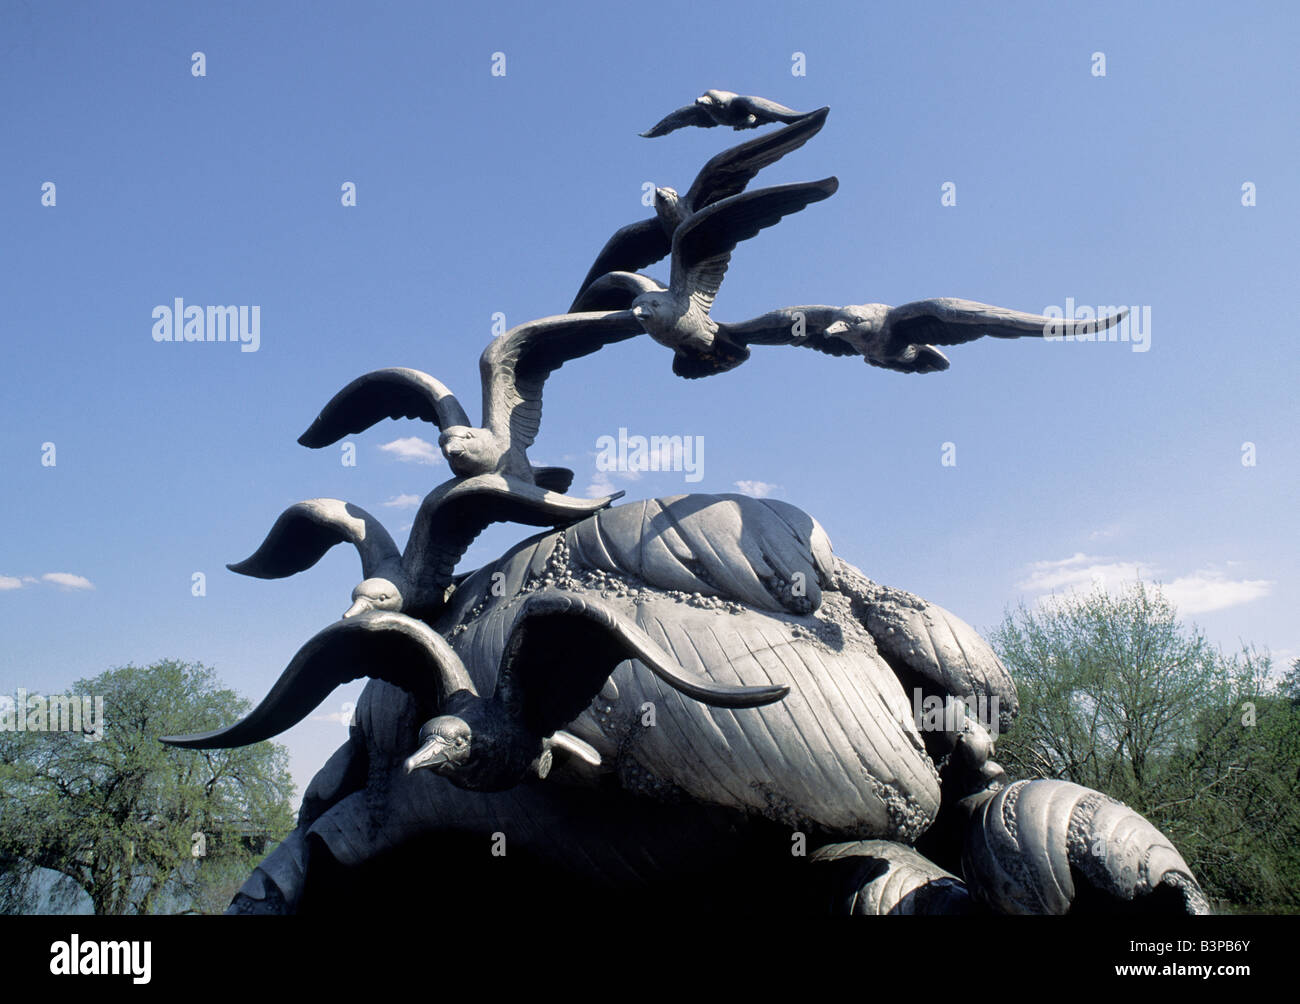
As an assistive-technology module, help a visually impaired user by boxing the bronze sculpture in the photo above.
[163,94,1206,916]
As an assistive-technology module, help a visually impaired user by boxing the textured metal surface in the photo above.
[962,779,1211,915]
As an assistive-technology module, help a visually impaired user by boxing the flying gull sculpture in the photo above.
[227,479,624,622]
[572,179,839,378]
[640,90,811,138]
[722,298,1130,373]
[571,108,829,309]
[298,310,646,487]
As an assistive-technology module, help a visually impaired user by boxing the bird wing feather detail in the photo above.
[683,108,829,210]
[639,103,715,138]
[883,298,1128,355]
[227,499,400,581]
[402,474,625,609]
[480,310,645,456]
[569,219,672,311]
[673,179,838,315]
[298,367,472,448]
[160,612,473,749]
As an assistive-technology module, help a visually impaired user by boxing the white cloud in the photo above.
[41,573,94,591]
[1017,553,1151,594]
[733,480,780,499]
[1160,571,1274,614]
[1019,553,1272,615]
[586,474,617,499]
[0,576,23,591]
[382,493,422,510]
[310,708,356,727]
[379,437,441,465]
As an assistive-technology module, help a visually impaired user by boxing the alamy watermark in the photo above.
[595,428,704,483]
[1041,298,1150,352]
[884,688,1002,737]
[151,298,260,353]
[0,690,105,740]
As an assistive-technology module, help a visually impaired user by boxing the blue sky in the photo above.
[2,0,1296,799]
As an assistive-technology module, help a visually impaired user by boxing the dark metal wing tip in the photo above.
[159,732,220,749]
[728,683,791,708]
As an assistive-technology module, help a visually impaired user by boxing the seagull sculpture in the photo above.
[640,90,810,138]
[298,309,646,486]
[571,179,839,378]
[571,108,829,309]
[721,298,1131,373]
[227,478,623,621]
[162,594,789,793]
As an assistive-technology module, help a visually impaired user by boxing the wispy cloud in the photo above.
[310,707,355,727]
[382,493,422,509]
[1161,571,1274,614]
[41,572,95,591]
[1019,553,1272,615]
[0,576,22,591]
[733,480,780,499]
[586,474,617,499]
[1017,553,1150,593]
[379,437,441,465]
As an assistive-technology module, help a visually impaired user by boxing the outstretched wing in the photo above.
[569,219,671,311]
[480,310,644,456]
[720,305,861,357]
[672,178,838,315]
[569,271,665,313]
[493,591,790,742]
[227,499,400,581]
[569,111,828,311]
[683,107,829,211]
[639,102,714,138]
[298,367,473,448]
[401,474,625,616]
[735,95,808,124]
[881,298,1129,356]
[160,611,474,749]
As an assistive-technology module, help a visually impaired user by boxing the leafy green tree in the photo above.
[0,660,295,914]
[990,582,1226,803]
[990,587,1300,911]
[1153,651,1300,909]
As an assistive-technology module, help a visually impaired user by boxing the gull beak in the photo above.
[631,305,649,322]
[342,598,371,619]
[824,320,851,337]
[404,734,453,774]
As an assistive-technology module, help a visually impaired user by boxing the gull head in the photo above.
[699,89,736,107]
[438,426,495,476]
[404,715,473,776]
[343,577,404,618]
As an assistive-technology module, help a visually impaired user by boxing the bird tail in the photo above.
[671,337,751,379]
[531,466,575,493]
